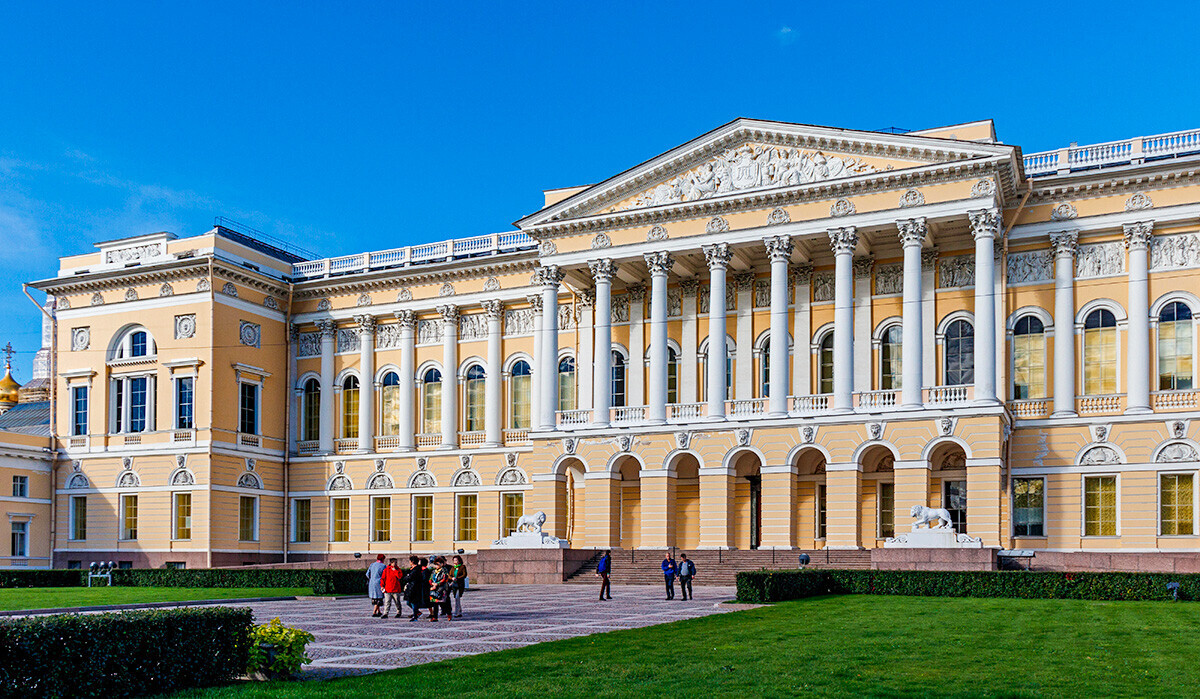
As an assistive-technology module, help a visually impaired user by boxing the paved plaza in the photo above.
[243,584,740,678]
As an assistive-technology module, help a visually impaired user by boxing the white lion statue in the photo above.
[516,511,547,534]
[910,505,954,531]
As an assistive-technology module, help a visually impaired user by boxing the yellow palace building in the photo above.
[7,117,1200,572]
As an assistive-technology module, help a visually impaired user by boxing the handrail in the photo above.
[1023,127,1200,177]
[291,231,537,279]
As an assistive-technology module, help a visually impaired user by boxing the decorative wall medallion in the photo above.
[735,428,750,446]
[563,437,578,455]
[1157,442,1199,463]
[317,298,331,311]
[367,472,394,489]
[1080,445,1120,465]
[57,296,70,310]
[334,461,345,474]
[124,287,138,301]
[970,179,996,198]
[439,282,455,297]
[829,198,856,217]
[237,472,262,489]
[263,296,278,309]
[460,455,472,470]
[483,276,500,291]
[246,458,256,471]
[329,475,353,490]
[538,240,557,256]
[591,232,612,249]
[1125,192,1153,211]
[506,452,518,468]
[159,282,174,297]
[176,455,186,469]
[1092,425,1109,442]
[1050,202,1078,221]
[410,472,434,488]
[618,435,633,452]
[706,216,730,234]
[173,314,196,340]
[417,457,428,470]
[498,468,526,485]
[222,282,238,297]
[675,432,691,450]
[939,417,953,436]
[122,457,132,470]
[91,292,104,306]
[898,189,925,207]
[766,207,791,225]
[397,287,413,301]
[71,327,90,351]
[453,470,481,487]
[1172,421,1187,438]
[867,423,883,440]
[239,321,261,348]
[800,425,816,444]
[357,293,372,307]
[647,224,669,241]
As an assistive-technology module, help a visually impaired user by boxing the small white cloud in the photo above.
[777,26,796,45]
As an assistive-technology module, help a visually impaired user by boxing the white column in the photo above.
[735,272,754,400]
[898,218,926,408]
[921,248,937,387]
[645,251,673,424]
[680,279,700,404]
[703,244,733,419]
[539,265,565,430]
[287,323,300,451]
[1051,231,1079,416]
[590,259,616,427]
[969,209,999,405]
[354,314,376,452]
[765,235,793,416]
[994,238,1006,402]
[628,284,646,408]
[1125,221,1154,413]
[853,256,873,393]
[829,227,858,412]
[791,265,812,398]
[395,310,416,451]
[438,304,459,449]
[578,290,594,410]
[483,300,504,445]
[526,294,543,429]
[316,319,335,453]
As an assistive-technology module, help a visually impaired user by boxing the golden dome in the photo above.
[0,368,18,405]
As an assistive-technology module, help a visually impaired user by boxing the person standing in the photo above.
[450,555,468,617]
[380,558,404,618]
[428,557,452,622]
[403,555,424,621]
[662,553,677,600]
[677,553,696,601]
[366,554,386,617]
[596,550,612,601]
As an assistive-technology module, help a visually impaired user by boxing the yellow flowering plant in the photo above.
[246,617,315,679]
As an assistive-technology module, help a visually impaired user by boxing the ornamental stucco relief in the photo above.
[1075,242,1125,278]
[417,319,442,345]
[1006,249,1053,284]
[1150,233,1200,270]
[874,263,903,295]
[298,332,320,357]
[937,255,975,288]
[337,328,360,353]
[458,314,486,341]
[812,271,835,302]
[504,308,534,336]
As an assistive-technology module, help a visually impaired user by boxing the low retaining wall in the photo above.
[472,548,597,584]
[1025,551,1200,573]
[871,548,998,571]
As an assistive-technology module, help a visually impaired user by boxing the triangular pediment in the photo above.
[518,118,1014,227]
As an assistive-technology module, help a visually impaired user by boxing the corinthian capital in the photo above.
[968,209,1001,240]
[1123,221,1154,250]
[644,251,674,276]
[853,255,875,279]
[394,309,416,330]
[437,304,459,324]
[789,263,814,286]
[763,235,794,263]
[897,217,928,247]
[828,227,858,255]
[526,294,544,314]
[536,264,565,288]
[588,258,618,282]
[1050,230,1079,259]
[315,319,336,338]
[702,243,733,270]
[481,299,504,319]
[353,314,377,333]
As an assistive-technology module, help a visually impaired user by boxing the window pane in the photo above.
[72,496,87,540]
[72,386,89,436]
[1013,478,1044,537]
[457,494,478,541]
[503,493,524,536]
[1161,473,1194,536]
[174,493,191,540]
[239,496,256,541]
[512,374,531,429]
[342,383,359,439]
[878,482,895,538]
[294,499,311,543]
[176,378,194,430]
[332,498,350,542]
[558,358,576,411]
[1085,476,1117,536]
[413,495,433,542]
[303,381,321,441]
[466,373,486,431]
[373,497,391,542]
[239,383,258,434]
[423,381,442,434]
[129,377,148,432]
[122,495,138,540]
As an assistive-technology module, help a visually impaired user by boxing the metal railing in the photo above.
[1023,127,1200,177]
[291,231,537,279]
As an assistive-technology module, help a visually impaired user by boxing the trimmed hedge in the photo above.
[0,606,252,698]
[0,569,367,595]
[736,569,1200,604]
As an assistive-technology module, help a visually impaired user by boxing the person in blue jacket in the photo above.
[596,549,612,601]
[661,553,678,600]
[677,553,696,601]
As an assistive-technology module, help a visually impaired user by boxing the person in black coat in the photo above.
[402,555,424,620]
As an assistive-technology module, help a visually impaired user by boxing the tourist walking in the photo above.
[596,549,612,601]
[662,553,677,600]
[428,557,453,622]
[403,555,424,621]
[366,553,386,617]
[450,554,468,617]
[380,558,404,618]
[677,553,696,601]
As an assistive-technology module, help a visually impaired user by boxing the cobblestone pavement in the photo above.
[245,584,740,678]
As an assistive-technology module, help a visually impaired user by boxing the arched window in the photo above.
[112,326,156,360]
[510,360,532,429]
[1012,316,1046,399]
[611,351,627,407]
[1158,302,1193,391]
[464,364,486,431]
[380,372,401,436]
[880,325,903,390]
[341,376,359,439]
[667,347,679,404]
[818,333,834,394]
[421,368,442,434]
[944,320,974,386]
[558,357,576,411]
[302,378,320,441]
[1083,309,1117,395]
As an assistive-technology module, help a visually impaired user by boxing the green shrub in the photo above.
[0,570,84,589]
[247,617,315,679]
[0,606,252,698]
[737,569,1200,604]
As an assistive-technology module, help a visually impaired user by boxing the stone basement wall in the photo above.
[1024,551,1200,574]
[871,548,998,571]
[472,548,597,584]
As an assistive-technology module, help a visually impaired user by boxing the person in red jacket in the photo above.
[380,558,404,619]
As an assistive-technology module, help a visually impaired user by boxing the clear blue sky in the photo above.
[2,1,1197,377]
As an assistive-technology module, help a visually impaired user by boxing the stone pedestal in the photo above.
[884,527,982,549]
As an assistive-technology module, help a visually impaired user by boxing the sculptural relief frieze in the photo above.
[1075,242,1125,278]
[504,308,535,336]
[812,271,835,302]
[1150,233,1200,271]
[417,319,442,345]
[874,263,903,295]
[1006,249,1053,284]
[937,255,975,289]
[297,331,321,357]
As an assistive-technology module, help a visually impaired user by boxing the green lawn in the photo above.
[0,587,314,612]
[171,595,1200,698]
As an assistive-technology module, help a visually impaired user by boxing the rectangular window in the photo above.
[174,493,192,540]
[413,495,433,542]
[239,383,259,435]
[457,494,478,541]
[70,496,87,541]
[465,376,485,431]
[503,493,524,536]
[1083,327,1117,395]
[511,373,531,429]
[422,382,442,434]
[122,495,138,540]
[175,377,194,430]
[342,383,359,439]
[11,475,27,498]
[1013,334,1045,399]
[372,497,391,542]
[943,480,967,534]
[559,366,576,412]
[293,499,311,543]
[1160,473,1195,536]
[816,484,827,539]
[1013,478,1045,537]
[128,376,148,432]
[239,496,257,541]
[331,497,350,542]
[666,359,678,405]
[72,386,88,436]
[878,482,895,539]
[1084,476,1118,536]
[10,522,27,557]
[114,378,124,433]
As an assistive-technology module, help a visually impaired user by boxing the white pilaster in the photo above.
[627,284,646,409]
[703,244,733,419]
[590,259,617,427]
[853,255,873,393]
[578,290,594,409]
[316,319,335,453]
[791,265,812,398]
[527,294,543,429]
[395,310,416,451]
[354,314,376,452]
[287,323,300,451]
[539,265,565,430]
[483,300,504,445]
[438,304,459,448]
[969,209,999,405]
[921,248,937,387]
[1051,231,1079,417]
[735,271,754,401]
[765,235,793,416]
[645,251,673,424]
[829,227,858,412]
[898,218,926,408]
[1124,221,1154,413]
[680,279,700,404]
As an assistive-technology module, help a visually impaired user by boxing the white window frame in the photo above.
[120,493,139,541]
[500,490,525,538]
[936,312,976,387]
[10,521,28,558]
[109,371,157,434]
[505,358,532,430]
[1080,473,1121,538]
[1076,300,1126,397]
[238,495,259,542]
[291,498,312,543]
[69,495,87,541]
[1156,469,1198,537]
[411,493,434,542]
[11,475,28,498]
[237,380,262,436]
[171,491,192,541]
[872,319,904,391]
[1151,298,1198,393]
[1007,309,1052,401]
[71,385,89,436]
[173,375,196,430]
[876,480,895,539]
[329,496,351,543]
[1010,476,1047,538]
[417,362,444,436]
[370,495,392,543]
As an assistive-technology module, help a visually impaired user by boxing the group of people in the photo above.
[593,550,698,601]
[366,554,467,622]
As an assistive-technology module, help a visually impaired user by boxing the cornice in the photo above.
[292,257,538,300]
[29,258,210,295]
[1027,158,1200,205]
[211,263,290,297]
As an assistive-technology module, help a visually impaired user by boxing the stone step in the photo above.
[565,548,872,585]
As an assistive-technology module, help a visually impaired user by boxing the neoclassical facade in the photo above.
[17,117,1200,569]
